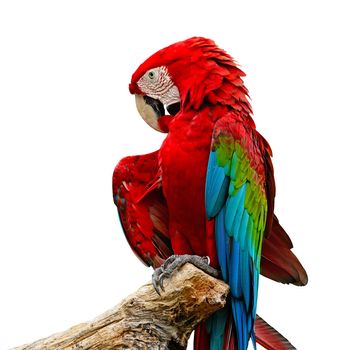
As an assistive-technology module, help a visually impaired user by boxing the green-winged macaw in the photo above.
[113,37,308,350]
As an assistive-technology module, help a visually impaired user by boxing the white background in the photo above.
[0,1,349,349]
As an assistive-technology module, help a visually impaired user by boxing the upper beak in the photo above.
[135,94,165,132]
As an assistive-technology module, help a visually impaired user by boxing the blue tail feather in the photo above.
[206,307,228,350]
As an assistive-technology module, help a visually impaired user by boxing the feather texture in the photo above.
[255,316,297,350]
[113,151,172,268]
[261,216,308,286]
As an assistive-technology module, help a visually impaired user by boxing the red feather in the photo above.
[113,151,172,268]
[194,323,211,350]
[261,216,308,286]
[255,316,296,350]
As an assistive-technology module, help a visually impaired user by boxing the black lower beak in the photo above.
[144,96,165,118]
[166,102,181,116]
[143,96,181,117]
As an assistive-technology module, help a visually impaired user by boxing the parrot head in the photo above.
[129,37,252,132]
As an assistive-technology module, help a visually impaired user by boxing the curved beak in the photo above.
[135,94,165,132]
[134,92,181,133]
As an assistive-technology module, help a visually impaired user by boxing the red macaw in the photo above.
[113,37,307,350]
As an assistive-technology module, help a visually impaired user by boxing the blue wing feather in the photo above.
[224,183,246,236]
[239,210,250,249]
[215,207,229,281]
[229,241,241,297]
[241,249,251,311]
[232,187,246,240]
[206,151,230,218]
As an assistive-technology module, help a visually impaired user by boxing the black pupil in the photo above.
[149,72,154,78]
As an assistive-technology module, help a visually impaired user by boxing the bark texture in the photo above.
[11,263,229,350]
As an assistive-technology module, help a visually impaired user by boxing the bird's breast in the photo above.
[159,112,215,254]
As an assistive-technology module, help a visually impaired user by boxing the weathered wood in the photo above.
[11,263,229,350]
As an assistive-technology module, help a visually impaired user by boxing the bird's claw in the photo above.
[152,254,220,295]
[152,266,165,295]
[152,255,178,294]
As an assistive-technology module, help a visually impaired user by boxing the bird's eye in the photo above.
[148,70,156,79]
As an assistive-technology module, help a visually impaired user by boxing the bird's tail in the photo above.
[254,315,296,350]
[194,312,296,350]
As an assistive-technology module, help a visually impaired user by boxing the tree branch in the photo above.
[10,263,229,350]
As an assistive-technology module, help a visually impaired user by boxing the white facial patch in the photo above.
[137,66,180,107]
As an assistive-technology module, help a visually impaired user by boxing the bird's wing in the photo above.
[113,151,172,268]
[256,135,308,286]
[261,215,308,286]
[205,114,271,349]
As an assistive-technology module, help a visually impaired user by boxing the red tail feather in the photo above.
[194,322,211,350]
[255,315,296,350]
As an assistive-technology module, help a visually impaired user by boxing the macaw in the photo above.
[113,37,307,350]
